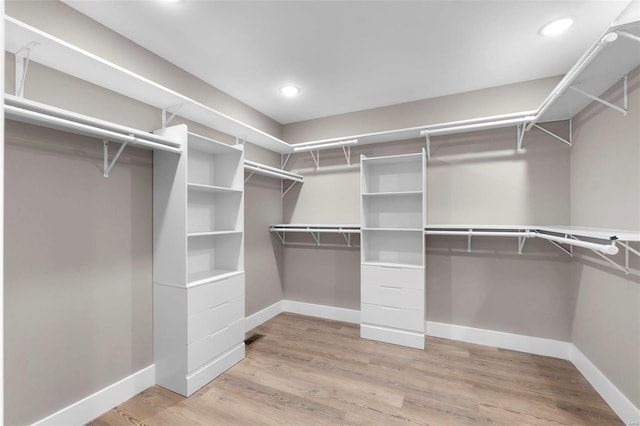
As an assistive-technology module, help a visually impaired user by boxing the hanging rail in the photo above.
[4,96,182,178]
[244,160,304,197]
[269,225,360,248]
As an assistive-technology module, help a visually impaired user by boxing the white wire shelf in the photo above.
[270,224,639,271]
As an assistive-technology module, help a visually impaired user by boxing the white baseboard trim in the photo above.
[425,321,573,360]
[283,300,360,324]
[32,364,155,426]
[571,346,640,425]
[245,300,284,332]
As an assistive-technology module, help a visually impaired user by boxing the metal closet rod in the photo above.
[244,160,303,182]
[5,94,181,149]
[420,115,535,137]
[292,139,358,153]
[5,105,182,154]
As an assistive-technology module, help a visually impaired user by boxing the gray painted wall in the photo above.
[243,143,285,316]
[4,121,153,425]
[570,67,640,408]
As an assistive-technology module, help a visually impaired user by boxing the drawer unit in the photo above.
[361,282,424,311]
[361,264,423,289]
[188,317,245,373]
[361,303,424,333]
[187,273,244,314]
[187,295,244,344]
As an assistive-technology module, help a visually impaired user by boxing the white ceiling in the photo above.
[61,0,631,125]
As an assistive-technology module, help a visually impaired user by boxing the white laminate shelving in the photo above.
[153,125,245,397]
[360,150,426,349]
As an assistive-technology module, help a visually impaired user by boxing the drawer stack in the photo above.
[360,151,426,349]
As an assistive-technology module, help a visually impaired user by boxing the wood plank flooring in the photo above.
[89,313,623,425]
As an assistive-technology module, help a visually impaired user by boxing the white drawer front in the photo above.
[361,264,423,290]
[188,318,244,373]
[188,296,244,344]
[362,282,424,311]
[361,303,424,333]
[188,274,244,315]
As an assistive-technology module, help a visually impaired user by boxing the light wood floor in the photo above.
[89,313,622,425]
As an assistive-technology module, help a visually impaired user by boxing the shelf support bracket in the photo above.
[310,230,320,246]
[342,145,351,166]
[340,230,352,248]
[244,170,256,184]
[424,132,431,159]
[617,30,640,45]
[15,42,39,98]
[569,82,628,116]
[518,236,527,255]
[546,239,573,257]
[309,150,320,169]
[617,241,639,273]
[467,231,472,253]
[161,103,186,128]
[532,124,572,147]
[281,153,292,169]
[517,124,526,151]
[281,180,298,197]
[274,230,285,244]
[568,236,627,274]
[103,138,129,178]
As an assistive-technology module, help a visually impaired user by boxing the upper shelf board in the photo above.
[538,17,640,123]
[5,16,291,154]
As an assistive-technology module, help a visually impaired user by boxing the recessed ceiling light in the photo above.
[280,85,301,97]
[539,17,574,37]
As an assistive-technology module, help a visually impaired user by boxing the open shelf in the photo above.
[362,191,422,197]
[188,231,243,238]
[187,269,244,288]
[362,225,424,268]
[188,189,242,234]
[362,193,423,229]
[188,134,243,190]
[187,232,243,286]
[362,155,423,194]
[187,183,242,194]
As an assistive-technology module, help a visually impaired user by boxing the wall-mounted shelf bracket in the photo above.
[103,138,129,178]
[532,123,572,147]
[547,239,573,256]
[518,236,527,255]
[467,233,472,252]
[569,235,627,274]
[281,180,299,197]
[14,41,39,98]
[617,241,640,274]
[424,133,431,159]
[617,30,640,44]
[161,103,186,128]
[342,145,352,166]
[517,124,526,151]
[568,76,628,116]
[235,135,249,146]
[309,150,320,169]
[281,153,291,169]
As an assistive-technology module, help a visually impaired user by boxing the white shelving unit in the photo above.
[360,150,427,349]
[152,125,245,397]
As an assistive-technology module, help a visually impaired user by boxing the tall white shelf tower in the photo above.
[152,124,245,396]
[360,150,426,349]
